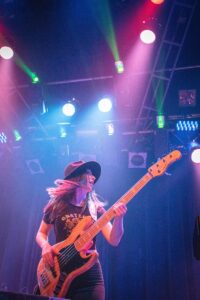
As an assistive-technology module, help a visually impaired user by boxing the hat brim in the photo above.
[64,161,101,183]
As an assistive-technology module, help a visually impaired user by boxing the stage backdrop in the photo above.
[0,143,200,300]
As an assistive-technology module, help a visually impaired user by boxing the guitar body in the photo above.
[37,216,99,298]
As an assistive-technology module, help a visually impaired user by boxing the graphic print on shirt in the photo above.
[61,213,84,233]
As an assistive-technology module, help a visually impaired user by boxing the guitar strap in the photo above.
[79,199,88,216]
[88,198,98,221]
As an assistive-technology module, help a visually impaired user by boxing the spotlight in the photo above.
[62,100,76,117]
[0,46,14,60]
[13,129,22,141]
[140,17,159,44]
[59,126,67,138]
[105,122,115,136]
[150,0,165,4]
[156,115,165,129]
[176,120,198,131]
[140,29,156,44]
[115,60,124,74]
[0,132,7,143]
[191,148,200,164]
[98,98,112,113]
[31,73,40,84]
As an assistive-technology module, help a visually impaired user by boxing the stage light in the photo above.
[62,101,76,117]
[105,122,115,136]
[140,17,159,44]
[13,130,22,141]
[150,0,165,4]
[0,46,14,60]
[179,89,196,107]
[115,60,124,74]
[59,126,67,138]
[176,120,198,131]
[0,132,7,143]
[31,73,40,84]
[98,98,112,112]
[191,148,200,164]
[156,115,165,129]
[140,29,156,44]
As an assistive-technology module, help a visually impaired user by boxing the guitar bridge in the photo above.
[50,266,57,278]
[53,272,67,296]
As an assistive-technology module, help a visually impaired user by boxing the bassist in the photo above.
[36,160,127,300]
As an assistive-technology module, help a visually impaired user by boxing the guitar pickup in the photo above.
[50,266,57,278]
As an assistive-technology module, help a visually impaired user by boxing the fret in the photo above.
[75,173,153,251]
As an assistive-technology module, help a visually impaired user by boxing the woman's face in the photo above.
[79,169,96,192]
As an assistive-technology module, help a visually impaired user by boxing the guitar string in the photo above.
[58,245,77,267]
[57,211,114,267]
[56,228,97,267]
[44,165,171,273]
[51,193,139,269]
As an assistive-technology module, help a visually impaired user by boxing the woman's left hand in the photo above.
[113,203,127,218]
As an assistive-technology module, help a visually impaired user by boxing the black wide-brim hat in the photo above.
[64,160,101,183]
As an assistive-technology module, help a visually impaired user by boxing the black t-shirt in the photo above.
[42,202,104,295]
[43,202,93,244]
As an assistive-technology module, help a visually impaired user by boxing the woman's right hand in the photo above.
[41,242,56,267]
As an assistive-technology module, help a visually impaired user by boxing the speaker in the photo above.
[0,291,70,300]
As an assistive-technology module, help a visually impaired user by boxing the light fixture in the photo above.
[0,46,14,60]
[191,148,200,164]
[128,152,147,168]
[31,73,40,84]
[176,120,198,131]
[115,60,124,74]
[59,126,67,138]
[140,29,156,44]
[98,98,112,113]
[179,89,196,107]
[156,115,165,129]
[0,132,7,144]
[13,129,22,141]
[62,99,78,117]
[105,122,115,136]
[150,0,165,4]
[140,17,160,44]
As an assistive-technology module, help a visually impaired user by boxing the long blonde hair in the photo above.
[44,177,104,222]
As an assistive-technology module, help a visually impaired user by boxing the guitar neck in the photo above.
[75,172,153,251]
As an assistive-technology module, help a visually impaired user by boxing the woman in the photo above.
[36,160,127,300]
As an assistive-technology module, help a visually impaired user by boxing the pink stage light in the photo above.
[0,46,14,60]
[150,0,165,4]
[140,29,156,44]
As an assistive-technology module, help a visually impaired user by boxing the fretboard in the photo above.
[75,172,152,251]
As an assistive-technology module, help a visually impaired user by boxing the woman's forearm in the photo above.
[109,216,124,246]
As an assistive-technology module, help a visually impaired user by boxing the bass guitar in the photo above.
[37,149,182,298]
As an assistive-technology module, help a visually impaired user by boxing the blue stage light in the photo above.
[62,102,76,117]
[176,120,198,131]
[98,98,112,113]
[0,132,7,143]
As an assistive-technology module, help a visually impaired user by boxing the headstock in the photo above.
[148,150,182,177]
